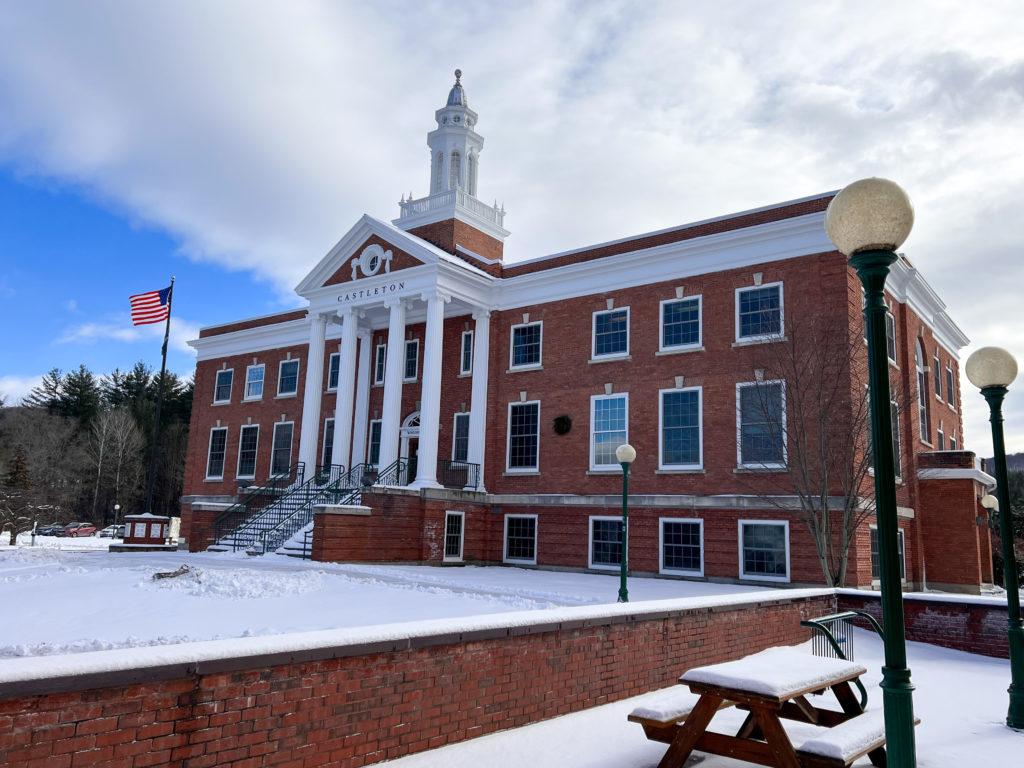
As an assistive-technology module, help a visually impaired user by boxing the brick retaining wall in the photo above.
[837,591,1010,659]
[0,593,833,768]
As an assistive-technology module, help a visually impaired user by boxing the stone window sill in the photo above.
[507,365,543,374]
[656,468,705,475]
[656,346,704,356]
[588,354,631,365]
[732,336,787,348]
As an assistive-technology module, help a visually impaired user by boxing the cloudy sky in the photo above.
[0,1,1022,453]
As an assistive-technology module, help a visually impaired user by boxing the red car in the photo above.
[63,522,97,537]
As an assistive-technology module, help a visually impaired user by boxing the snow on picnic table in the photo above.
[380,629,1024,768]
[0,546,768,658]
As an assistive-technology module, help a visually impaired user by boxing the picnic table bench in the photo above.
[629,646,919,768]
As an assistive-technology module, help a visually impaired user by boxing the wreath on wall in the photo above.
[552,415,573,435]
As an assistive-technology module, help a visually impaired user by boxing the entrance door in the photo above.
[406,438,419,484]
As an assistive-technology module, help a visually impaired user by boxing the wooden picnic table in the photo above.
[652,647,884,768]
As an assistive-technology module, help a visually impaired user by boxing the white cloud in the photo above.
[0,374,43,405]
[57,316,200,356]
[0,0,1022,451]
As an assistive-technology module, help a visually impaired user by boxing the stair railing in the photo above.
[211,462,305,544]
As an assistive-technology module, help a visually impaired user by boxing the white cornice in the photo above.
[189,319,311,361]
[887,258,970,357]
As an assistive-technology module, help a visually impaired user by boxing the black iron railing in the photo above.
[438,459,480,490]
[374,458,410,487]
[257,476,361,554]
[211,462,304,545]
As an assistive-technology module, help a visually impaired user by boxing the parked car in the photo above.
[98,525,125,538]
[63,522,97,537]
[35,523,65,537]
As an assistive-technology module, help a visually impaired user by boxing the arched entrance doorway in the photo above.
[400,411,420,482]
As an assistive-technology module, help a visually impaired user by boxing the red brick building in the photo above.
[180,72,995,591]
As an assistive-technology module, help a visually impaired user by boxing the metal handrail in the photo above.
[211,462,304,544]
[374,458,409,487]
[438,459,480,490]
[801,610,885,710]
[258,480,361,554]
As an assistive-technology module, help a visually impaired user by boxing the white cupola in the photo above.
[395,69,509,258]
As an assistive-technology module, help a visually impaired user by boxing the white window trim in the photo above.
[326,353,340,392]
[869,524,907,585]
[243,364,265,402]
[403,339,420,382]
[738,519,791,583]
[885,309,898,366]
[735,380,788,470]
[235,424,260,480]
[589,393,629,472]
[373,343,387,385]
[213,368,234,405]
[322,417,335,467]
[460,330,474,376]
[443,510,465,563]
[946,364,956,409]
[933,352,943,402]
[588,515,626,571]
[451,411,471,461]
[367,418,383,467]
[659,296,703,352]
[506,400,541,473]
[509,321,543,371]
[659,518,704,577]
[503,513,538,565]
[590,306,631,360]
[270,421,295,475]
[658,386,703,471]
[277,358,301,397]
[734,282,785,343]
[205,426,229,481]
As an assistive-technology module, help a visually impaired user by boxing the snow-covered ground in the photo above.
[1,546,768,658]
[380,629,1024,768]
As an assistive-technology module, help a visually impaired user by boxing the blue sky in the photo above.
[0,169,293,389]
[0,1,1022,452]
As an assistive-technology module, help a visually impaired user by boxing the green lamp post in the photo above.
[615,443,636,603]
[966,346,1024,729]
[825,178,917,767]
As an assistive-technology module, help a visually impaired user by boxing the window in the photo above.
[374,344,386,385]
[660,519,703,575]
[278,359,300,396]
[660,297,702,351]
[916,341,930,442]
[270,422,294,475]
[452,412,470,462]
[891,400,903,481]
[213,369,233,404]
[133,523,145,538]
[739,521,790,582]
[244,365,264,400]
[327,353,340,391]
[937,422,945,450]
[507,401,540,471]
[946,365,955,408]
[870,526,906,581]
[589,517,624,570]
[449,150,461,190]
[322,418,335,467]
[236,425,259,479]
[659,388,702,469]
[736,381,786,469]
[404,339,419,381]
[885,310,897,363]
[736,283,783,341]
[443,511,464,562]
[460,330,474,375]
[504,515,537,564]
[592,308,629,359]
[367,420,382,466]
[206,427,228,480]
[590,394,628,470]
[510,322,542,369]
[950,433,957,450]
[933,351,942,400]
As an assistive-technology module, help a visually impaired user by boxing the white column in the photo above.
[350,329,373,466]
[467,309,490,492]
[297,312,328,475]
[411,291,448,489]
[378,298,406,473]
[330,308,358,469]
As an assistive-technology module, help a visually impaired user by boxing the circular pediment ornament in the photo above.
[359,244,385,276]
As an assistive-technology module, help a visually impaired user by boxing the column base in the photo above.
[407,479,443,490]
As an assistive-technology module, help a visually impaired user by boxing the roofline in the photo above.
[505,190,838,268]
[198,307,307,335]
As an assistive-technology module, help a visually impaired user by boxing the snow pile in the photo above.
[681,646,865,698]
[797,709,886,760]
[628,687,700,722]
[143,565,328,599]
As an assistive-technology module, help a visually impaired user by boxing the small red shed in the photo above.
[123,513,170,545]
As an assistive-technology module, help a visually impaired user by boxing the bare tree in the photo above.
[87,411,114,519]
[736,307,908,586]
[108,408,143,509]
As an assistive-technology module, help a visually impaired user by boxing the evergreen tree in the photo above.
[58,365,102,425]
[3,447,30,490]
[23,369,63,411]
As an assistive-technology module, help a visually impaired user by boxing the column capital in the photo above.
[420,290,452,305]
[383,296,408,310]
[356,327,373,340]
[472,308,491,321]
[312,311,331,327]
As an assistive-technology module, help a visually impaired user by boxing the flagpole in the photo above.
[143,277,175,516]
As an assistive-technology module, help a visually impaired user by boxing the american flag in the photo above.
[129,285,172,326]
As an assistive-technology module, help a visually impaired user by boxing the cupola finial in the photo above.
[454,68,462,85]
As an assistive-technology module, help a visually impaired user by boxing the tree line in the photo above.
[0,362,193,541]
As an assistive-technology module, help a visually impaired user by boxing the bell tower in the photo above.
[395,69,509,265]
